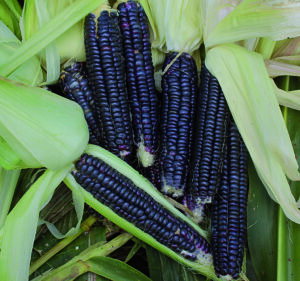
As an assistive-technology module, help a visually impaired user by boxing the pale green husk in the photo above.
[141,0,202,54]
[138,0,166,50]
[0,78,89,170]
[204,0,300,49]
[0,0,105,80]
[272,80,300,110]
[0,166,20,228]
[265,60,300,77]
[21,0,87,84]
[0,21,43,85]
[0,0,21,37]
[206,44,300,223]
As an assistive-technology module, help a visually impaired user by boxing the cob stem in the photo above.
[29,216,97,276]
[277,77,290,280]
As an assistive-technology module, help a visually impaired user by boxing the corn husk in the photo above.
[0,78,89,170]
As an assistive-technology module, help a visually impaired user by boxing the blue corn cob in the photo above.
[159,52,198,198]
[59,62,101,146]
[72,153,211,263]
[211,117,248,280]
[140,159,161,189]
[84,10,133,161]
[117,0,159,168]
[185,64,230,220]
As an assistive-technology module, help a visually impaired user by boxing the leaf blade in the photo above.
[0,166,71,281]
[87,256,151,281]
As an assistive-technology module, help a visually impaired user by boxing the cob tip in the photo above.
[161,183,184,199]
[218,274,235,280]
[182,195,205,224]
[92,1,111,18]
[137,142,155,168]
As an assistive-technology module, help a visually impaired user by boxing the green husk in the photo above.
[0,78,89,170]
[273,37,300,58]
[21,0,88,84]
[143,0,202,54]
[0,21,43,85]
[0,0,105,79]
[201,0,240,44]
[272,80,300,110]
[204,0,300,49]
[206,44,300,223]
[163,0,202,53]
[138,0,166,50]
[265,60,300,78]
[0,0,21,38]
[0,166,20,228]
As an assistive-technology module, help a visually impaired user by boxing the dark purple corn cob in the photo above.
[117,0,159,168]
[59,62,101,146]
[211,118,248,280]
[140,160,161,189]
[186,64,230,216]
[84,10,133,161]
[159,52,198,198]
[72,153,211,263]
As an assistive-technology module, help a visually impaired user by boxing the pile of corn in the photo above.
[1,1,300,281]
[59,1,248,279]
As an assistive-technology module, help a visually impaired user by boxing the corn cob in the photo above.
[140,164,161,189]
[159,52,198,198]
[211,117,248,280]
[59,62,101,146]
[185,64,230,219]
[84,8,133,160]
[72,153,211,263]
[117,0,159,168]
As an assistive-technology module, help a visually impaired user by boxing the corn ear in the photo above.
[65,144,218,280]
[206,43,300,223]
[0,78,89,170]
